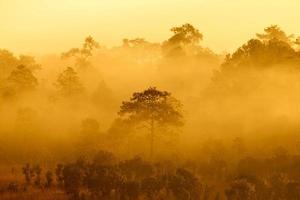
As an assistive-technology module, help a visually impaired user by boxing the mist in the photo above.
[1,23,300,199]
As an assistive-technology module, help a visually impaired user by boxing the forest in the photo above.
[1,23,300,199]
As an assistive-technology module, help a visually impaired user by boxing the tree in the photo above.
[119,156,154,180]
[120,180,140,200]
[55,67,84,96]
[55,164,64,187]
[163,23,203,57]
[118,87,183,159]
[84,156,122,199]
[45,171,53,188]
[168,168,201,199]
[62,160,87,200]
[62,36,99,70]
[256,25,294,44]
[0,50,40,81]
[211,26,300,95]
[8,65,38,90]
[92,150,116,167]
[225,179,256,200]
[3,65,38,97]
[216,25,299,73]
[18,55,41,71]
[22,163,33,185]
[33,164,42,187]
[0,50,19,80]
[167,23,203,46]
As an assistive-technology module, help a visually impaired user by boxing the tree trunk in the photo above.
[150,118,154,160]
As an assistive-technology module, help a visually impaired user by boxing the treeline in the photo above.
[3,149,299,200]
[15,151,200,200]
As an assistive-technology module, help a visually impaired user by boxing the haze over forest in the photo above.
[1,0,299,54]
[1,1,300,200]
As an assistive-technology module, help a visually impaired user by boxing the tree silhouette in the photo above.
[0,50,18,80]
[45,170,53,188]
[55,67,84,96]
[222,25,298,70]
[18,55,41,71]
[168,23,203,46]
[0,50,40,81]
[118,87,183,159]
[4,65,38,97]
[62,36,99,70]
[22,163,33,185]
[119,156,154,180]
[163,23,203,57]
[211,25,300,95]
[168,168,201,199]
[62,159,86,200]
[55,164,64,187]
[33,164,42,187]
[256,25,294,44]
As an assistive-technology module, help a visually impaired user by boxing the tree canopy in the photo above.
[163,23,203,57]
[61,36,99,69]
[256,25,295,45]
[211,25,300,94]
[0,50,40,81]
[118,87,183,159]
[221,25,300,70]
[55,67,84,96]
[119,87,183,126]
[167,23,203,46]
[7,65,38,92]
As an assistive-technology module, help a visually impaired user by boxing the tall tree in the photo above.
[118,87,183,159]
[55,67,84,96]
[61,36,99,70]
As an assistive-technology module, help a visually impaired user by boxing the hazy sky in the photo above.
[0,0,299,55]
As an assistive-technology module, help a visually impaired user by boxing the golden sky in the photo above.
[0,0,299,55]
